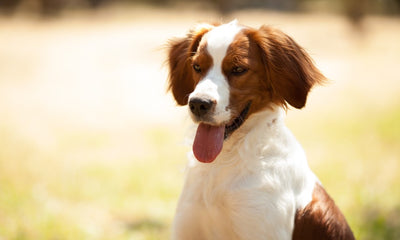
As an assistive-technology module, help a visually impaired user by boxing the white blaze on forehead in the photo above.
[189,21,244,124]
[204,20,243,65]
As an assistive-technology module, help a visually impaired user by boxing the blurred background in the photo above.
[0,0,399,239]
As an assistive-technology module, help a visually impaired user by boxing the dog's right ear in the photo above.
[251,26,325,109]
[167,24,214,105]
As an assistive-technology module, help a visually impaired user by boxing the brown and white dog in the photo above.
[166,20,355,240]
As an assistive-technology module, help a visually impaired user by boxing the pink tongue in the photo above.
[193,123,225,163]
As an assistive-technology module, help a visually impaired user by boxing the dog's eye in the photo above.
[232,66,248,75]
[193,64,201,73]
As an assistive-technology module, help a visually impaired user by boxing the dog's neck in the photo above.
[221,106,287,159]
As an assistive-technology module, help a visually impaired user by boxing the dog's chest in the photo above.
[172,112,317,240]
[174,158,297,240]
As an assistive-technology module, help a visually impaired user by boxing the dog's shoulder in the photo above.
[292,183,355,240]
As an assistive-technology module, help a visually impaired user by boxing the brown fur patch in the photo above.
[292,184,355,240]
[222,29,272,118]
[218,26,326,121]
[249,26,326,109]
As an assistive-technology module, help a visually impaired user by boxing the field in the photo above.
[0,5,400,239]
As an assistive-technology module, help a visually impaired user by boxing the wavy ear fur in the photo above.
[167,24,214,105]
[252,26,325,109]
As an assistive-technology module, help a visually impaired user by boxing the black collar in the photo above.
[224,102,252,140]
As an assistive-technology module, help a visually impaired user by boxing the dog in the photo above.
[166,20,355,240]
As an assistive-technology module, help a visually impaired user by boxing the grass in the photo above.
[0,125,185,240]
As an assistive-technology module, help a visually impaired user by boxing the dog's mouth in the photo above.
[192,102,251,163]
[224,102,251,140]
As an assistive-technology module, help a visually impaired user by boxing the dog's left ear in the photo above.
[167,24,214,106]
[252,26,326,109]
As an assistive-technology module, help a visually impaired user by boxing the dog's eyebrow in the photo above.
[226,45,248,56]
[223,51,250,68]
[232,55,249,66]
[225,44,250,65]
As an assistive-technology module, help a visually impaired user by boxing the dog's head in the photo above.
[167,20,325,163]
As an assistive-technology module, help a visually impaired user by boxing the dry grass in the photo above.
[0,5,399,239]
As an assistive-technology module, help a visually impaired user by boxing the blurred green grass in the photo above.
[1,105,400,239]
[0,125,185,239]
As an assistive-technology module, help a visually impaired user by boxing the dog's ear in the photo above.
[252,26,325,109]
[167,24,214,106]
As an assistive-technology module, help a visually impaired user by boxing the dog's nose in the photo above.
[189,98,214,117]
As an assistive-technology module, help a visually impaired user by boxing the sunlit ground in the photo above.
[0,4,400,240]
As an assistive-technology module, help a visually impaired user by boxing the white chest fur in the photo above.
[172,108,318,240]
